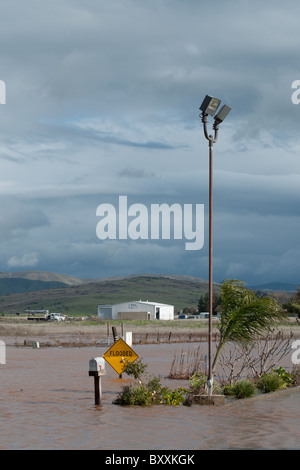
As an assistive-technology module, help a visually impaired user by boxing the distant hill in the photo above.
[0,271,86,286]
[0,271,297,315]
[0,273,217,315]
[0,270,213,287]
[250,282,298,293]
[0,278,67,295]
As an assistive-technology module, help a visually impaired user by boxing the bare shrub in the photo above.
[217,343,250,386]
[217,331,294,385]
[242,331,294,379]
[168,331,295,386]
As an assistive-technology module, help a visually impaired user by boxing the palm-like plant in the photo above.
[212,279,284,376]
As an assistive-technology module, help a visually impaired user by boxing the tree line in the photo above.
[282,285,300,319]
[181,284,300,317]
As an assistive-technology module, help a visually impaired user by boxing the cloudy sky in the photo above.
[0,0,299,286]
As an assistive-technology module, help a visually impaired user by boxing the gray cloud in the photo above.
[0,0,299,285]
[119,168,156,179]
[7,252,39,268]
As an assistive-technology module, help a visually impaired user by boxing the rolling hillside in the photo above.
[0,278,67,295]
[249,282,298,292]
[0,271,296,316]
[0,273,217,315]
[0,271,86,285]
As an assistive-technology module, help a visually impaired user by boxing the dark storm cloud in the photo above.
[0,0,299,284]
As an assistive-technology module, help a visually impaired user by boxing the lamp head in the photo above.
[214,104,231,124]
[199,95,221,116]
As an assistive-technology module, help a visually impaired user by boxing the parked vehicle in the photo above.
[46,313,67,321]
[199,312,209,319]
[27,312,66,321]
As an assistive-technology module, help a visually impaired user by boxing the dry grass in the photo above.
[168,345,207,379]
[1,317,299,348]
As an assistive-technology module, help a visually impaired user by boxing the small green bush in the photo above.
[223,380,256,399]
[189,372,207,393]
[257,372,286,393]
[113,380,187,406]
[113,383,150,406]
[273,367,293,387]
[113,359,187,406]
[162,387,186,405]
[123,359,147,381]
[223,383,236,396]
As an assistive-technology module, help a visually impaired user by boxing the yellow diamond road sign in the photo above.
[103,338,139,375]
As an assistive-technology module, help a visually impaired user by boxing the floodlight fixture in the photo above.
[214,104,231,124]
[199,95,221,116]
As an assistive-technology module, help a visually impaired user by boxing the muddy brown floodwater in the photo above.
[0,342,299,450]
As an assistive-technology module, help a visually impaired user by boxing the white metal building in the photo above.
[98,300,174,321]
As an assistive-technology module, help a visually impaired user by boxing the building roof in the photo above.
[135,300,173,307]
[98,300,174,308]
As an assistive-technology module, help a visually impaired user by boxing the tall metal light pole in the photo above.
[199,95,231,396]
